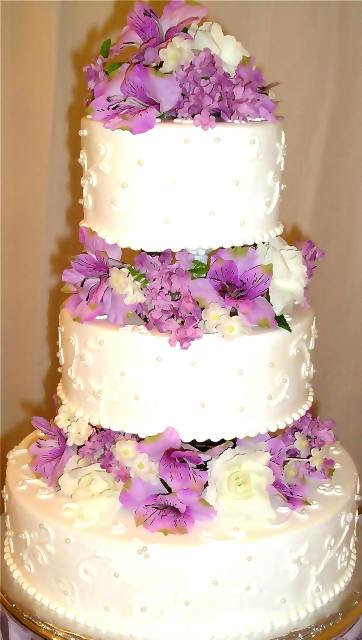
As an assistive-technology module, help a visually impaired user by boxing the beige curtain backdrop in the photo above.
[2,1,362,487]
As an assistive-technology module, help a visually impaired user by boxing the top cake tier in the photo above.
[79,117,285,252]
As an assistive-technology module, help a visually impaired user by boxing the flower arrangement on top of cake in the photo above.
[84,0,278,134]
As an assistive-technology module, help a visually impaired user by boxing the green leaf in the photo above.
[190,259,208,280]
[100,38,111,58]
[128,266,148,287]
[275,314,292,332]
[104,61,122,77]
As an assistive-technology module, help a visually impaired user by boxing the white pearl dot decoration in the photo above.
[240,219,246,226]
[214,136,222,144]
[120,182,128,189]
[280,597,287,604]
[268,361,275,368]
[250,138,256,145]
[65,538,71,544]
[246,556,253,562]
[156,356,162,362]
[209,210,216,216]
[191,360,197,367]
[267,394,273,401]
[164,218,171,224]
[113,571,120,578]
[239,406,245,412]
[238,369,244,376]
[134,395,140,401]
[212,580,219,586]
[200,401,206,409]
[104,605,110,612]
[137,159,144,166]
[265,199,271,208]
[140,606,147,613]
[184,137,190,144]
[184,600,191,606]
[234,179,240,186]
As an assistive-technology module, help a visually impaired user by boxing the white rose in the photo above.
[218,314,249,339]
[205,447,275,526]
[257,238,307,315]
[159,35,193,73]
[202,303,229,333]
[189,22,249,76]
[59,458,122,526]
[109,267,145,305]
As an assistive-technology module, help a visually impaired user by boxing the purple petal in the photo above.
[188,278,224,308]
[31,416,57,437]
[135,492,194,534]
[120,477,163,511]
[208,260,239,293]
[127,1,161,43]
[235,296,276,328]
[161,1,207,36]
[138,427,181,460]
[145,68,181,113]
[159,448,207,492]
[176,489,216,521]
[79,227,122,261]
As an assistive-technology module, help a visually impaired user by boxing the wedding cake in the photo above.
[3,2,359,639]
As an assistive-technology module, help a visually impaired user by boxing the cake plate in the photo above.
[1,519,361,640]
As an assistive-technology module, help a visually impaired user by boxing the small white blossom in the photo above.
[130,453,159,482]
[310,446,327,471]
[55,405,92,446]
[114,439,138,465]
[202,303,229,333]
[108,267,145,305]
[189,22,249,76]
[218,314,249,339]
[159,35,193,73]
[294,432,309,457]
[284,460,300,483]
[257,238,307,315]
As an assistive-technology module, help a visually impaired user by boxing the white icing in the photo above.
[3,435,359,640]
[58,307,316,440]
[80,117,285,251]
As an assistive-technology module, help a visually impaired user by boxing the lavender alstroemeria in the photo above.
[159,448,207,492]
[90,63,181,133]
[134,488,215,535]
[79,227,122,261]
[301,240,325,282]
[109,0,207,65]
[206,247,276,327]
[29,417,73,486]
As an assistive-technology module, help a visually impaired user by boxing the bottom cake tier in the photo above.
[3,434,359,640]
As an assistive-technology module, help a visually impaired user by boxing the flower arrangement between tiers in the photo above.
[30,409,336,535]
[84,0,278,134]
[62,228,323,349]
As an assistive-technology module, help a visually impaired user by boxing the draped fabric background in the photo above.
[2,1,362,487]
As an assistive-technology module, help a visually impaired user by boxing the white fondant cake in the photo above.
[59,307,315,439]
[3,436,359,640]
[79,117,285,251]
[3,3,360,639]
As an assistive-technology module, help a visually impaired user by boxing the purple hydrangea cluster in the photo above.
[135,249,202,348]
[175,51,276,126]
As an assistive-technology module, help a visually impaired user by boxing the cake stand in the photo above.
[1,519,361,640]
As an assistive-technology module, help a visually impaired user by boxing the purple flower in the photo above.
[29,417,73,486]
[79,227,122,261]
[175,50,277,126]
[99,449,131,483]
[84,56,107,93]
[134,488,215,535]
[90,63,181,134]
[206,248,275,327]
[138,426,181,459]
[301,240,324,281]
[78,429,118,461]
[159,448,207,492]
[272,478,308,510]
[109,0,207,65]
[135,251,202,348]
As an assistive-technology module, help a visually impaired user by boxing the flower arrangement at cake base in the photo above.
[29,407,337,535]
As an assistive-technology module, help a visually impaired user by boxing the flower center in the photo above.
[227,470,252,499]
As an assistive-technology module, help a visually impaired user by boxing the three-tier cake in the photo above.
[3,2,359,639]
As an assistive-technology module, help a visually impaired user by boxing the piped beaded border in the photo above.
[3,536,357,640]
[79,220,284,253]
[57,381,314,441]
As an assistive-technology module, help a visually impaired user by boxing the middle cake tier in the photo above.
[58,307,316,441]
